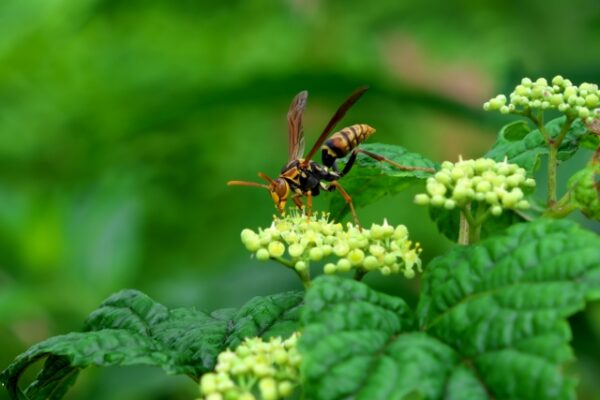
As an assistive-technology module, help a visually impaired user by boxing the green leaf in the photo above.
[1,290,303,400]
[418,219,600,399]
[301,220,600,400]
[328,143,437,220]
[485,117,589,174]
[300,276,464,400]
[567,159,600,220]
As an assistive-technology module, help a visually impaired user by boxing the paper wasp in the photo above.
[228,86,431,225]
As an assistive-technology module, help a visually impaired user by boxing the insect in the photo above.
[228,86,430,225]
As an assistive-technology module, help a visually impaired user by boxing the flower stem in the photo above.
[273,256,311,289]
[546,117,574,207]
[458,210,470,245]
[354,269,367,281]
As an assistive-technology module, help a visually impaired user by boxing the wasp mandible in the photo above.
[228,86,430,225]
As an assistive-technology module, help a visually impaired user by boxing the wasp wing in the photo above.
[287,90,308,161]
[302,86,369,165]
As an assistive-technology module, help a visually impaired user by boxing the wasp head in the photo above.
[268,178,290,214]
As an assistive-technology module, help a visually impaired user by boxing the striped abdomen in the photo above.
[321,124,375,167]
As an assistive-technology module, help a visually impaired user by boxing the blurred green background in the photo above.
[1,0,599,399]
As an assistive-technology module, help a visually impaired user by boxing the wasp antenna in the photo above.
[258,172,275,184]
[227,180,269,189]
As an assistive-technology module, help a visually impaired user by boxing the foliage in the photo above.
[0,32,600,400]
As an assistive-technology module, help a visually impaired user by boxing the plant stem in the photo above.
[458,210,470,245]
[354,269,367,281]
[273,256,311,289]
[547,145,558,206]
[546,117,574,207]
[458,204,475,245]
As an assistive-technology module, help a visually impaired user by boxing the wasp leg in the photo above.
[341,148,435,176]
[329,181,360,228]
[306,191,313,217]
[292,195,304,211]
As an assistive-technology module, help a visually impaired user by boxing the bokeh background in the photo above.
[1,1,599,399]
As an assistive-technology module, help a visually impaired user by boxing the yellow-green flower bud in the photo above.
[294,261,306,272]
[431,194,446,206]
[309,247,323,261]
[259,377,277,400]
[363,255,380,270]
[491,205,503,216]
[323,263,337,274]
[201,373,218,395]
[268,241,285,258]
[333,242,350,257]
[256,248,270,261]
[444,199,456,210]
[288,243,304,258]
[414,193,430,205]
[347,249,365,265]
[337,258,352,272]
[278,381,294,397]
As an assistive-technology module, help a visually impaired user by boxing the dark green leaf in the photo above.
[300,276,461,400]
[500,119,532,141]
[486,117,589,174]
[0,290,303,400]
[328,143,437,220]
[418,219,600,399]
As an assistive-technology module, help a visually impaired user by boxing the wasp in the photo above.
[228,86,431,225]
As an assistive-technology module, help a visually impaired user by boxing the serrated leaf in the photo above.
[486,117,589,174]
[418,219,600,399]
[300,276,462,400]
[328,143,437,220]
[1,290,303,400]
[301,220,600,400]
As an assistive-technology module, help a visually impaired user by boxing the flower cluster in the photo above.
[484,76,600,123]
[198,334,301,400]
[414,157,535,216]
[240,211,422,279]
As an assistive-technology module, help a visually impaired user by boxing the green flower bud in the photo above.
[206,393,223,400]
[500,105,510,114]
[381,266,391,275]
[517,200,530,209]
[586,94,599,107]
[294,261,306,271]
[268,241,285,258]
[521,77,533,86]
[558,103,569,112]
[431,194,446,206]
[309,247,323,261]
[579,108,590,118]
[549,94,563,106]
[256,248,270,261]
[259,378,278,400]
[201,373,218,394]
[444,199,456,209]
[239,393,256,400]
[491,205,503,216]
[483,101,491,111]
[383,253,396,265]
[347,249,365,265]
[323,263,337,274]
[278,381,294,397]
[552,75,564,86]
[414,193,430,205]
[435,171,452,184]
[363,255,380,270]
[369,244,385,257]
[337,258,352,272]
[485,191,498,204]
[535,77,548,86]
[333,242,350,257]
[288,243,304,258]
[321,244,333,256]
[393,224,408,239]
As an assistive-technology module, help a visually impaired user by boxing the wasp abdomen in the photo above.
[321,124,375,168]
